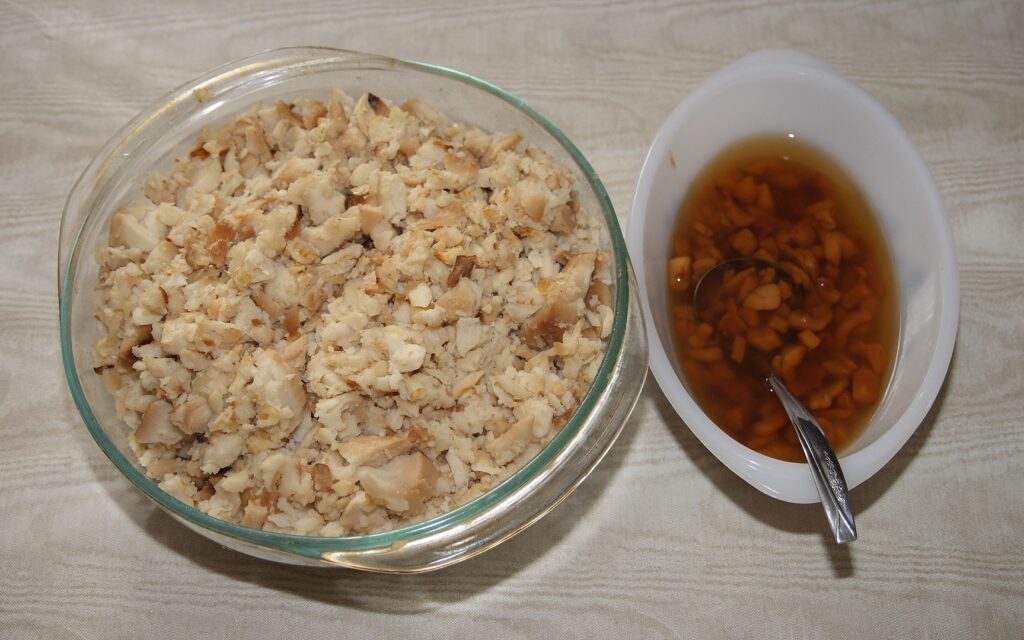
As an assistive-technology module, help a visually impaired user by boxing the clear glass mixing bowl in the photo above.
[58,47,648,572]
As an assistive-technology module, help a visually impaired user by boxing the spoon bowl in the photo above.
[693,258,857,544]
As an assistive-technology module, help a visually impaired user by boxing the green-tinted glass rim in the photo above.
[59,47,630,557]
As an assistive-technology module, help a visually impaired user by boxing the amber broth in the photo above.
[667,135,898,462]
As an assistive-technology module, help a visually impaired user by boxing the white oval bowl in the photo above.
[628,49,958,503]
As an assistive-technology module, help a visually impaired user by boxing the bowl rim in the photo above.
[59,46,632,553]
[628,49,959,503]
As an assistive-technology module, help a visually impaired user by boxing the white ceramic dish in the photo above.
[628,49,958,503]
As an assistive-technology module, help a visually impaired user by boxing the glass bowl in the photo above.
[58,47,648,572]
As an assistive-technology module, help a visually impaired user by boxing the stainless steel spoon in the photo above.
[693,258,857,543]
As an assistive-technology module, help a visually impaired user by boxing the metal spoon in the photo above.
[693,258,857,543]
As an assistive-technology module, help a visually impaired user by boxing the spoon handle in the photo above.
[768,374,858,544]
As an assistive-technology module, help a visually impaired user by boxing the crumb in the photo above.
[93,89,613,536]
